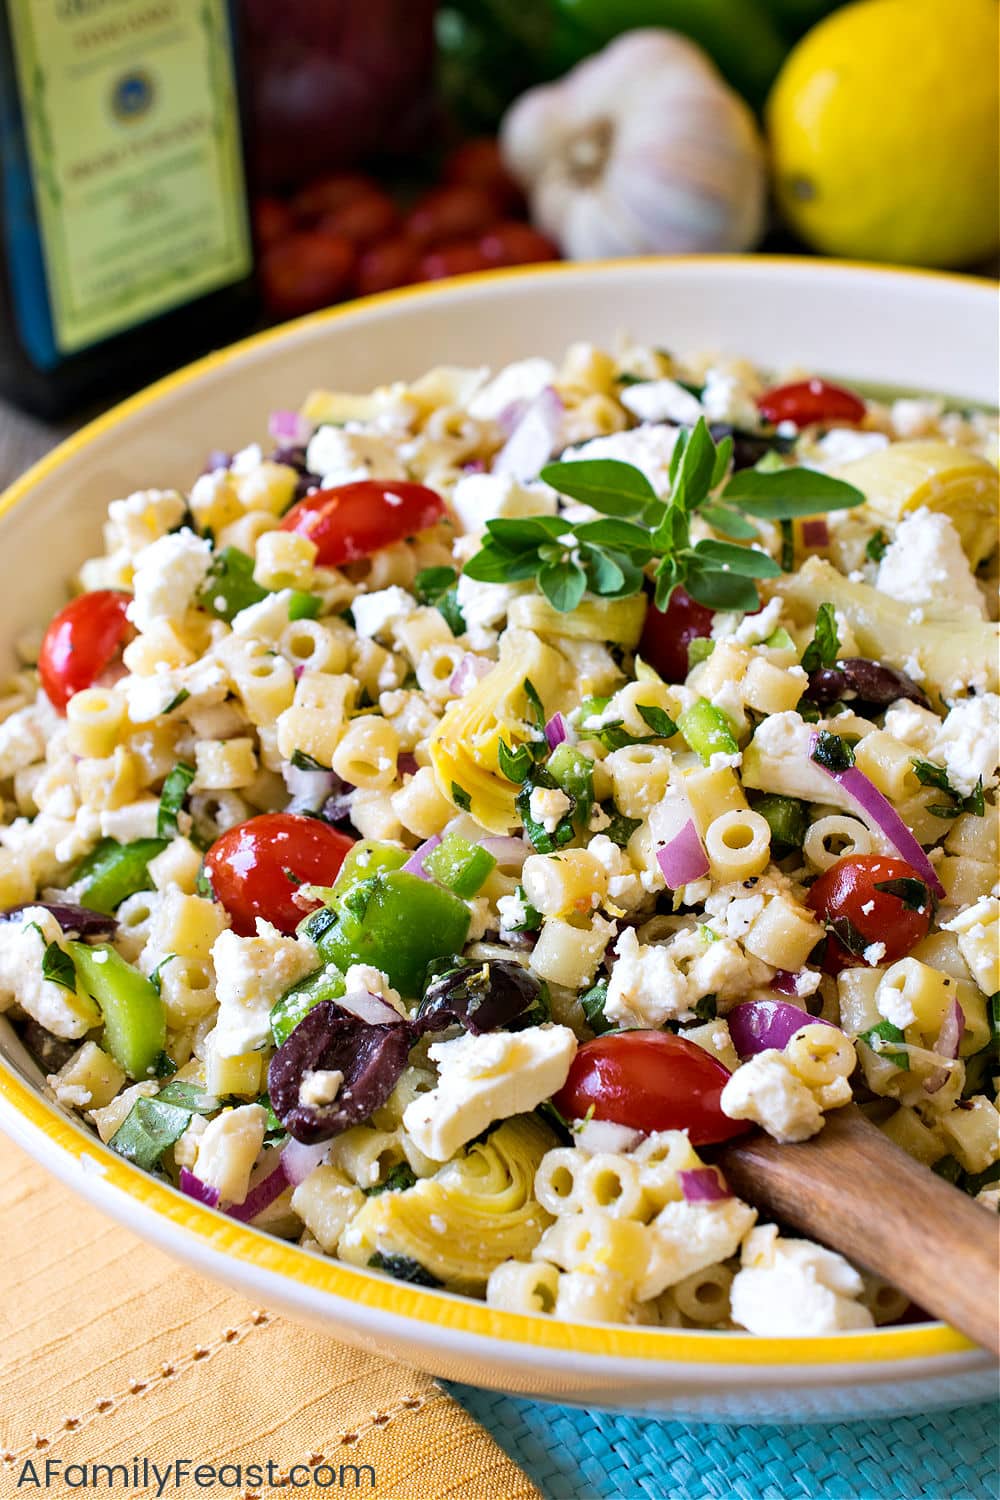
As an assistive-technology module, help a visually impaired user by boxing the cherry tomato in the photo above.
[253,195,295,249]
[637,587,715,683]
[443,138,525,214]
[756,378,866,429]
[291,172,380,225]
[478,221,560,267]
[318,189,399,248]
[416,242,493,281]
[39,590,132,713]
[259,232,355,319]
[281,480,446,566]
[807,855,933,974]
[204,813,354,937]
[356,236,420,296]
[404,184,499,249]
[554,1032,751,1146]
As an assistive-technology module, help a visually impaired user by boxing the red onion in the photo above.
[480,836,528,868]
[227,1153,289,1223]
[402,834,441,879]
[496,398,528,438]
[449,653,493,696]
[810,736,945,899]
[337,990,405,1026]
[771,970,800,995]
[462,458,487,474]
[934,998,965,1061]
[678,1167,731,1203]
[269,409,310,447]
[728,999,838,1059]
[801,519,830,549]
[656,820,709,888]
[545,712,570,749]
[280,1136,330,1188]
[283,762,340,815]
[398,752,419,778]
[178,1168,219,1208]
[493,387,564,481]
[924,1064,952,1096]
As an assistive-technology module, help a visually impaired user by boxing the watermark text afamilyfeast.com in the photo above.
[11,1457,377,1493]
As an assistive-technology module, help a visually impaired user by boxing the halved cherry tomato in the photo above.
[356,236,420,296]
[443,138,525,214]
[253,195,295,249]
[39,590,132,713]
[259,232,355,319]
[318,189,399,248]
[807,854,933,974]
[478,221,560,267]
[638,586,715,683]
[291,172,380,225]
[404,184,499,248]
[554,1031,750,1145]
[204,813,354,937]
[756,379,866,429]
[281,480,446,566]
[416,242,493,280]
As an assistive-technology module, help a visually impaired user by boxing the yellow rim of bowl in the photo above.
[0,256,987,1369]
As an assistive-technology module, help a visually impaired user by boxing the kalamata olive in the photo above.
[808,658,930,710]
[708,424,795,471]
[416,959,549,1036]
[1,902,117,938]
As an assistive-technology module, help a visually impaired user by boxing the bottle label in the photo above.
[7,0,251,354]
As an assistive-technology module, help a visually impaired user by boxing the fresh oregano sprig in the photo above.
[461,417,865,614]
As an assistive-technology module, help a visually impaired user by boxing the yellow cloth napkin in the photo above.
[0,1140,540,1499]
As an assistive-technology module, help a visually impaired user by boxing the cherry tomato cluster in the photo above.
[256,139,559,320]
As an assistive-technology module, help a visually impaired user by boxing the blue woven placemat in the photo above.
[449,1385,999,1500]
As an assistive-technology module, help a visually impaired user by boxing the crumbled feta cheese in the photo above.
[454,574,520,650]
[813,429,889,466]
[708,749,742,772]
[891,398,943,439]
[876,509,985,618]
[0,907,100,1038]
[467,358,557,419]
[721,1051,824,1142]
[699,367,760,430]
[342,963,406,1018]
[620,379,702,426]
[351,587,416,641]
[864,941,886,965]
[127,528,212,633]
[876,981,915,1028]
[560,425,680,496]
[0,706,46,779]
[882,700,941,754]
[586,834,644,911]
[212,923,318,1057]
[106,489,186,557]
[730,1225,874,1335]
[931,693,1000,798]
[299,1069,344,1108]
[573,1118,643,1155]
[497,890,529,933]
[451,471,557,537]
[604,927,693,1027]
[711,596,784,646]
[528,786,572,833]
[402,1024,577,1161]
[305,426,405,487]
[194,1103,268,1205]
[638,1197,758,1301]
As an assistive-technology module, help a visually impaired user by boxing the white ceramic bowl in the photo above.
[1,258,997,1421]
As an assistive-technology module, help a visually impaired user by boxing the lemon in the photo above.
[767,0,999,267]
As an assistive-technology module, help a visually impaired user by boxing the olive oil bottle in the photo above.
[0,0,255,417]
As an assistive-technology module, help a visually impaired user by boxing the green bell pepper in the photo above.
[423,833,496,899]
[547,743,595,827]
[750,793,808,851]
[270,961,346,1046]
[677,699,740,766]
[70,838,168,914]
[71,942,166,1079]
[313,872,471,998]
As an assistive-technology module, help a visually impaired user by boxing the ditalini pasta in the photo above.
[1,345,997,1337]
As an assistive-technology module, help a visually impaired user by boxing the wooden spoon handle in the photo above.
[717,1104,1000,1355]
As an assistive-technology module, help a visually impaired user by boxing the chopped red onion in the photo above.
[269,409,311,447]
[227,1153,289,1222]
[397,752,419,778]
[810,736,945,899]
[462,458,487,474]
[480,836,528,868]
[923,1064,952,1096]
[545,712,570,749]
[770,970,800,995]
[728,999,838,1059]
[493,386,564,481]
[678,1167,731,1203]
[280,1136,331,1187]
[337,989,405,1026]
[656,820,709,888]
[402,834,442,879]
[178,1168,219,1208]
[801,519,830,548]
[283,762,340,815]
[496,398,528,438]
[449,653,494,696]
[934,998,965,1061]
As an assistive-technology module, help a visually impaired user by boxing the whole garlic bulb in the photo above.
[500,29,767,259]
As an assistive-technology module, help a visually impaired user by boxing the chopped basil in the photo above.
[147,954,177,996]
[367,1252,441,1287]
[912,759,985,818]
[291,749,329,772]
[692,994,718,1022]
[800,602,841,672]
[497,738,534,784]
[599,802,642,848]
[450,782,471,812]
[516,768,575,854]
[580,977,615,1035]
[811,730,855,773]
[364,1162,418,1197]
[157,762,195,840]
[858,1020,910,1070]
[163,688,190,715]
[41,941,76,992]
[636,704,677,739]
[865,529,889,563]
[109,1096,193,1171]
[873,877,931,912]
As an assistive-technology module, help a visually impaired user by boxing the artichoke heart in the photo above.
[776,557,999,695]
[301,389,382,426]
[339,1115,557,1292]
[507,591,647,647]
[831,440,999,567]
[428,628,569,832]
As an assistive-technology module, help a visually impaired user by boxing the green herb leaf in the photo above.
[580,978,615,1035]
[163,688,190,715]
[865,529,889,563]
[858,1020,910,1070]
[692,994,718,1022]
[148,954,176,997]
[414,565,458,603]
[42,941,76,992]
[636,704,677,738]
[451,782,471,812]
[516,769,575,853]
[572,518,657,551]
[682,566,761,613]
[109,1097,193,1171]
[291,749,329,772]
[721,467,866,519]
[699,503,760,540]
[874,877,931,912]
[367,1252,441,1287]
[711,435,733,488]
[691,539,782,579]
[539,458,658,517]
[364,1162,418,1196]
[157,762,196,840]
[486,514,567,547]
[497,739,533,784]
[597,802,642,848]
[538,559,586,612]
[800,602,841,673]
[811,730,855,773]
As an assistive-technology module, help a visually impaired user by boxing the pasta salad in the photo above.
[1,342,998,1337]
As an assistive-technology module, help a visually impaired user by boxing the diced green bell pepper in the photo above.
[677,698,740,766]
[547,743,595,827]
[71,942,166,1079]
[197,547,268,622]
[313,871,471,998]
[270,961,346,1046]
[423,833,496,898]
[750,794,808,851]
[70,837,168,914]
